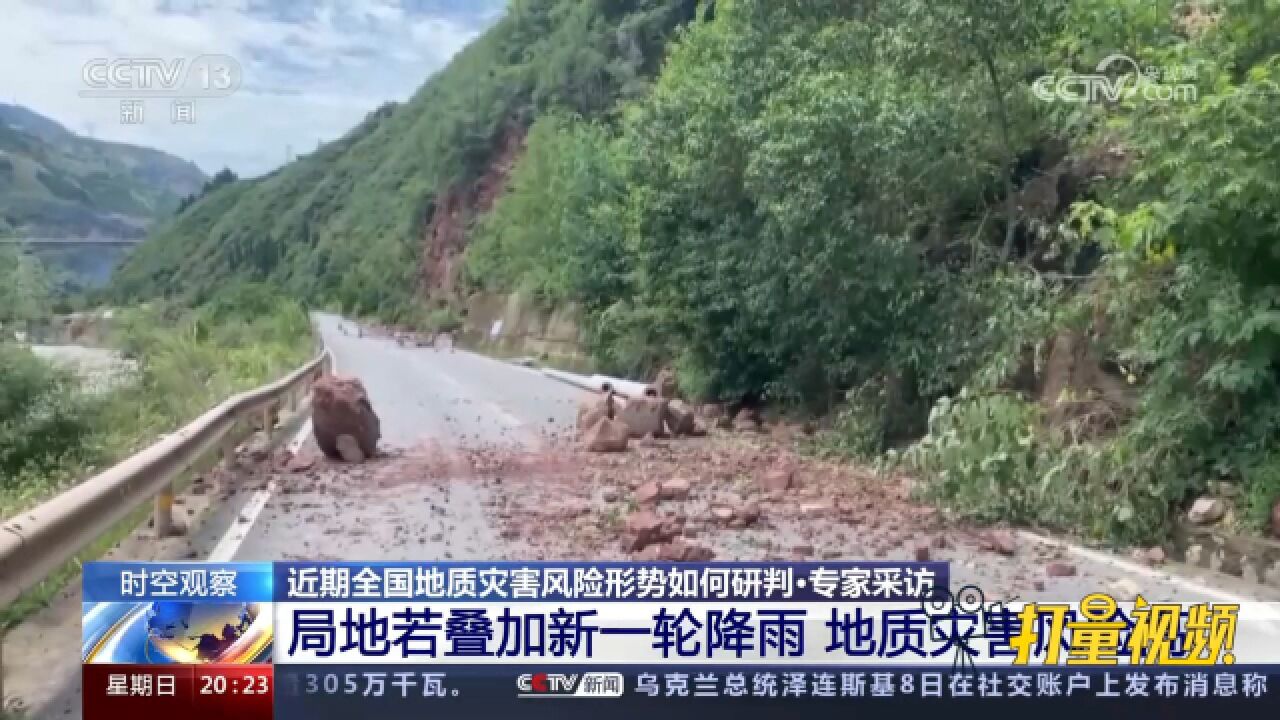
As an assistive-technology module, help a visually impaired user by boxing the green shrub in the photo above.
[0,346,98,512]
[899,392,1045,524]
[0,300,311,517]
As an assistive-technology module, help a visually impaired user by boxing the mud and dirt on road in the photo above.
[245,414,1228,603]
[477,429,1080,600]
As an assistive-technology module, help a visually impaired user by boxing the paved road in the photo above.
[13,312,1280,719]
[216,313,1280,603]
[220,312,585,563]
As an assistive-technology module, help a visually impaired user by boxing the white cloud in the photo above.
[0,0,502,177]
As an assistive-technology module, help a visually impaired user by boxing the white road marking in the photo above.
[208,482,275,562]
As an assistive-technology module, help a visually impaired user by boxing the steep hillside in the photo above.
[108,0,1280,542]
[0,103,206,239]
[112,0,703,320]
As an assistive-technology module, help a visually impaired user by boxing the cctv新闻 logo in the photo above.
[516,672,624,698]
[1032,53,1197,104]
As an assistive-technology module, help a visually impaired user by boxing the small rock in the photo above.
[792,544,815,557]
[287,455,316,473]
[931,534,948,550]
[799,502,832,518]
[635,482,662,505]
[600,487,621,503]
[659,516,685,540]
[710,506,735,523]
[913,545,931,562]
[1135,546,1166,566]
[760,468,793,494]
[661,477,692,500]
[1188,496,1226,525]
[734,503,761,527]
[1032,580,1046,592]
[622,510,668,552]
[1046,562,1077,578]
[660,539,715,562]
[981,529,1017,556]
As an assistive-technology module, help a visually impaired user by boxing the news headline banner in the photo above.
[275,562,947,602]
[81,561,1280,667]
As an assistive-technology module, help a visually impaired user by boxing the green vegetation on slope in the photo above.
[112,0,701,321]
[466,0,1280,542]
[0,103,206,239]
[113,0,1280,543]
[0,287,311,518]
[0,244,52,327]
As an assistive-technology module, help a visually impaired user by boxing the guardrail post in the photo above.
[153,484,182,538]
[222,436,239,471]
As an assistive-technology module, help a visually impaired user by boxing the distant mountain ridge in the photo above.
[111,0,699,315]
[0,103,207,240]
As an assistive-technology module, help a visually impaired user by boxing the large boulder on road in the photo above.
[577,388,618,440]
[584,416,630,453]
[617,394,669,439]
[663,399,701,437]
[312,375,381,461]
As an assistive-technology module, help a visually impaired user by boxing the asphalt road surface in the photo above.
[13,312,1280,719]
[219,312,586,564]
[218,313,1278,604]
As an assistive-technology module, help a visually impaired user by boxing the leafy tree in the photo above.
[0,245,51,327]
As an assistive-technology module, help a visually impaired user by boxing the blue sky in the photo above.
[0,0,507,176]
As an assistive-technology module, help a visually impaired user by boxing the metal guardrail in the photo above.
[0,348,332,609]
